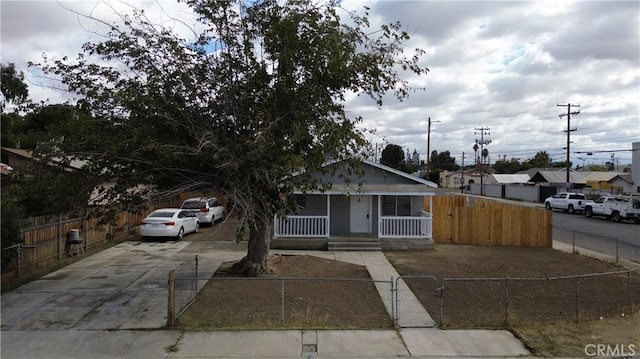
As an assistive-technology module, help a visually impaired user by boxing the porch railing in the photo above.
[379,211,432,239]
[274,215,329,238]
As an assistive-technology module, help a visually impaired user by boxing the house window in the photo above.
[381,195,412,216]
[293,194,306,210]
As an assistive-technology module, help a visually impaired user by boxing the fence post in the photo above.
[84,209,89,254]
[281,279,285,325]
[572,230,576,254]
[18,229,24,275]
[575,278,581,322]
[440,279,445,327]
[504,278,510,326]
[391,276,397,324]
[57,214,63,260]
[628,271,632,311]
[168,269,176,327]
[616,239,619,264]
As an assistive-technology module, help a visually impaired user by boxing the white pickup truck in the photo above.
[583,195,640,223]
[544,192,587,214]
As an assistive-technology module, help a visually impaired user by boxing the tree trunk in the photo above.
[235,218,272,276]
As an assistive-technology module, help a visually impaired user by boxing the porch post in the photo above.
[326,194,331,238]
[377,195,382,238]
[429,195,434,238]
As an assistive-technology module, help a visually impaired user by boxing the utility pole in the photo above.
[474,127,491,196]
[460,152,472,193]
[558,103,580,190]
[426,117,441,178]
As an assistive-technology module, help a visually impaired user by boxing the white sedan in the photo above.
[139,208,199,241]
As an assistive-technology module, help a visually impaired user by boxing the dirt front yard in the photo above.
[180,218,639,357]
[385,245,640,357]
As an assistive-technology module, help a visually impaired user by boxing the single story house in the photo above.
[439,170,486,189]
[271,159,437,251]
[485,173,531,185]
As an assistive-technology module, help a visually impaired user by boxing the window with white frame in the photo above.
[381,195,412,216]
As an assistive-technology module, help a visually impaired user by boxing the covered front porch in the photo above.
[272,191,434,250]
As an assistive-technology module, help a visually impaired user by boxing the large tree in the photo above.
[493,157,524,174]
[1,63,29,112]
[33,0,428,275]
[380,144,406,171]
[1,62,30,147]
[428,150,458,183]
[525,151,551,169]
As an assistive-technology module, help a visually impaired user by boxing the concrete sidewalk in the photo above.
[1,242,532,358]
[553,240,639,269]
[1,329,532,358]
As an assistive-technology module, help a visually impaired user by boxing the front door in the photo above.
[350,195,371,233]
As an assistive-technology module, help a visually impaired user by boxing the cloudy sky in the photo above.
[1,0,639,168]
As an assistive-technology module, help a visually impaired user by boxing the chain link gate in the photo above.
[394,275,440,327]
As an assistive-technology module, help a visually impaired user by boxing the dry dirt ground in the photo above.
[180,217,639,357]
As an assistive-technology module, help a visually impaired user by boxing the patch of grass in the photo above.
[512,311,640,358]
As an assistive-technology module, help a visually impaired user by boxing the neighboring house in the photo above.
[1,147,33,173]
[439,170,486,189]
[486,174,531,185]
[528,170,588,188]
[529,170,629,189]
[272,159,437,251]
[599,174,634,195]
[1,147,85,174]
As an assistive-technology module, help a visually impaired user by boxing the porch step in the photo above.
[327,239,381,252]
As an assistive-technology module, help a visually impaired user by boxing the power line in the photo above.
[575,148,639,154]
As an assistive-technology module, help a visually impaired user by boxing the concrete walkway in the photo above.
[1,242,532,358]
[274,250,437,327]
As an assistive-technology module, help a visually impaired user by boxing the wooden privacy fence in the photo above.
[425,195,552,247]
[4,197,180,277]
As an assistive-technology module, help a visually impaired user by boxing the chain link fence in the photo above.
[168,273,394,328]
[168,255,199,326]
[168,259,639,329]
[553,226,640,263]
[439,268,640,328]
[395,276,438,327]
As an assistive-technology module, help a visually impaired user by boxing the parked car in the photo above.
[544,192,587,214]
[139,208,199,240]
[180,197,225,225]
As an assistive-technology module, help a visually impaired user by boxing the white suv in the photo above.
[544,192,587,214]
[180,197,225,225]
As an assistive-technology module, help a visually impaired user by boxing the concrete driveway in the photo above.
[1,235,246,331]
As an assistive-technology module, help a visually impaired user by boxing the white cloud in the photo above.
[1,0,638,166]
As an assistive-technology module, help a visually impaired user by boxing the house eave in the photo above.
[294,183,436,196]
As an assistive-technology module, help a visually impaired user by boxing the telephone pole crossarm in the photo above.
[473,126,491,196]
[557,103,580,189]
